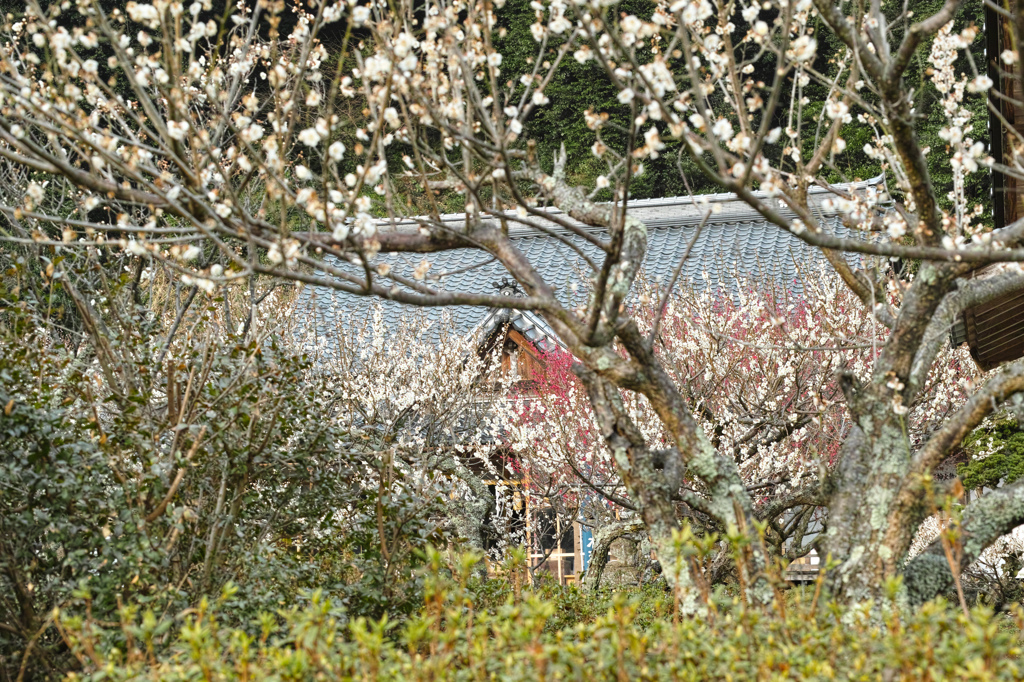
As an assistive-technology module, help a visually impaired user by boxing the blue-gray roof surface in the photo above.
[298,179,881,347]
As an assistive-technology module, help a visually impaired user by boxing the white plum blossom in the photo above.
[26,182,44,203]
[790,35,817,62]
[241,123,264,143]
[329,141,346,161]
[352,6,370,24]
[643,127,666,158]
[298,127,321,147]
[825,100,850,121]
[125,239,149,256]
[711,118,733,140]
[267,239,301,267]
[181,274,216,294]
[638,59,676,97]
[332,221,350,241]
[167,120,190,140]
[887,216,908,240]
[967,75,993,93]
[126,2,160,28]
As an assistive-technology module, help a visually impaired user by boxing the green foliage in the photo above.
[479,0,993,214]
[0,253,446,679]
[494,0,716,198]
[61,556,1024,682]
[959,415,1024,492]
[813,0,990,217]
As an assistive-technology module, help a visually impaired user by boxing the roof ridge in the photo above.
[376,175,886,239]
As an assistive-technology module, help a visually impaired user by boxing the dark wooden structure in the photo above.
[952,6,1024,370]
[987,5,1024,228]
[476,278,558,386]
[957,266,1024,370]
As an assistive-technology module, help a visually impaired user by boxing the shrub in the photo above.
[960,414,1024,493]
[0,257,461,678]
[60,554,1024,682]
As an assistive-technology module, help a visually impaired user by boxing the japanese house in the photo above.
[301,177,881,583]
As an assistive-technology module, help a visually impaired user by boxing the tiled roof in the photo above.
[471,308,565,353]
[298,178,883,349]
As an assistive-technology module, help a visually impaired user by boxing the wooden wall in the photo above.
[959,7,1024,370]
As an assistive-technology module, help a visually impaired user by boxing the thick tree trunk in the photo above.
[430,452,494,557]
[823,396,921,603]
[583,520,645,593]
[572,366,705,608]
[610,322,775,604]
[573,361,774,611]
[822,261,962,604]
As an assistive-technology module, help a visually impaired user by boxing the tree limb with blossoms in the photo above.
[510,273,980,591]
[3,0,1024,608]
[300,303,524,558]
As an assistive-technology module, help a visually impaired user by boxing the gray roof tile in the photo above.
[299,178,882,348]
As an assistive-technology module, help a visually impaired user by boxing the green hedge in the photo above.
[62,557,1024,682]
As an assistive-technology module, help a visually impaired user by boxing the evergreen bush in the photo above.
[60,553,1024,682]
